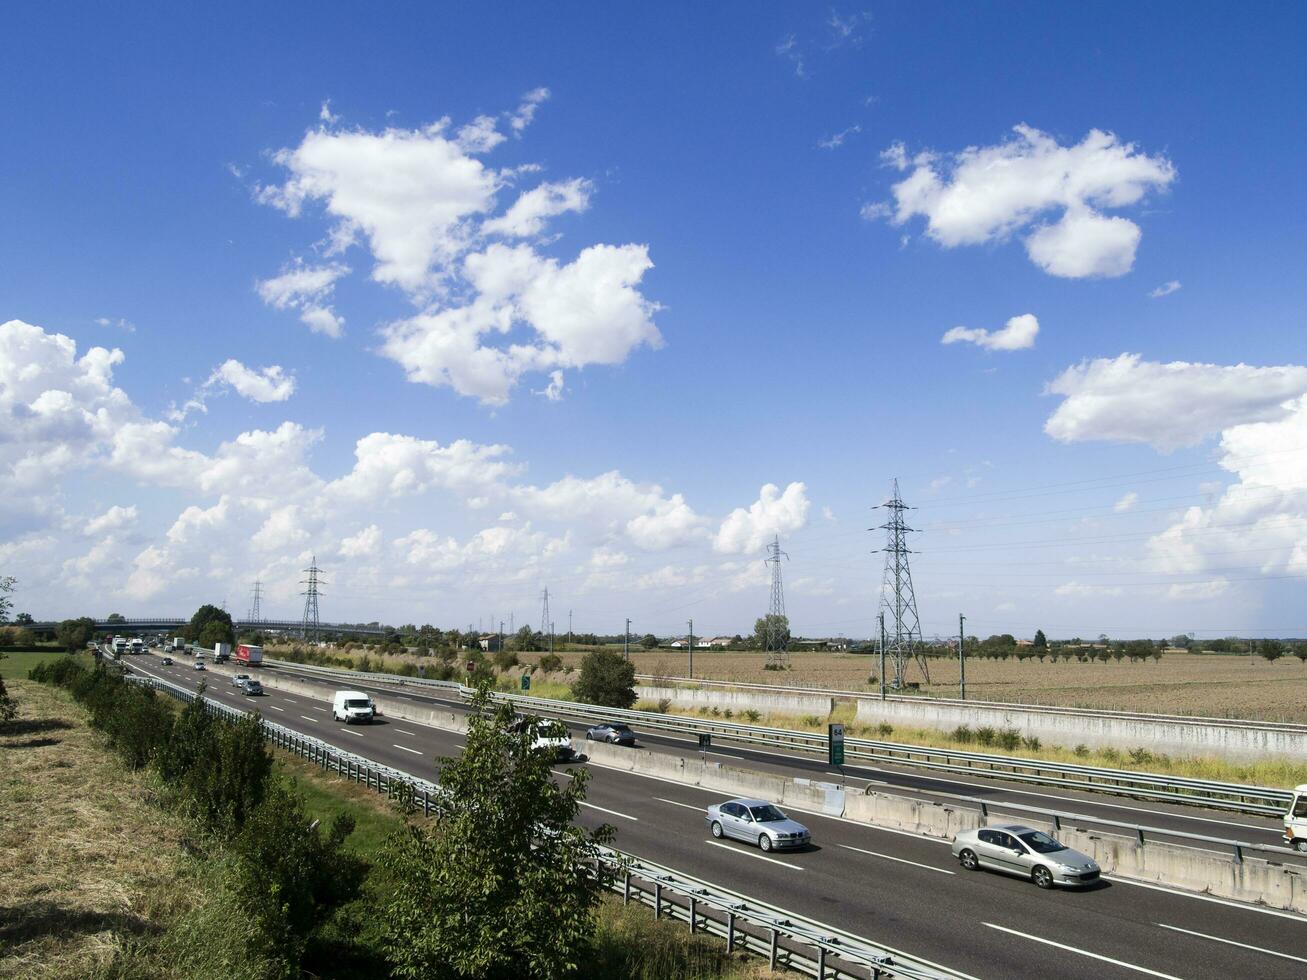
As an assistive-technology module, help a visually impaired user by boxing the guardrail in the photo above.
[258,657,1293,817]
[125,670,968,980]
[634,673,1307,734]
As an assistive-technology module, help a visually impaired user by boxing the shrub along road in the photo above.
[126,656,1307,980]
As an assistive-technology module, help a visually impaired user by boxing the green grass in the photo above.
[272,750,407,859]
[0,648,92,678]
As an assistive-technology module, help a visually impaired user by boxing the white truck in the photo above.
[332,691,376,724]
[1284,785,1307,852]
[172,637,184,651]
[130,638,144,654]
[212,642,232,663]
[112,636,127,655]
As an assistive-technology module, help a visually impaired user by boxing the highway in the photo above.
[256,660,1292,853]
[124,654,1307,980]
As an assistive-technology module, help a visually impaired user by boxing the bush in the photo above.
[722,708,733,719]
[743,709,760,723]
[657,698,672,714]
[975,726,997,746]
[572,650,637,709]
[1021,735,1041,751]
[1128,747,1155,765]
[1073,744,1090,757]
[493,648,519,670]
[538,653,563,673]
[951,725,974,744]
[997,728,1022,751]
[876,722,894,738]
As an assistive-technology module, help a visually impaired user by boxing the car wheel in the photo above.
[1032,866,1054,889]
[1295,839,1307,853]
[711,821,724,839]
[585,732,593,740]
[958,849,979,871]
[759,834,773,852]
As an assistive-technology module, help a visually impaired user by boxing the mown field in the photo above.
[523,649,1307,723]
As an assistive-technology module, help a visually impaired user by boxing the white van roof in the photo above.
[335,690,371,699]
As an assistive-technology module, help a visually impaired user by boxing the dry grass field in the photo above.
[526,649,1307,723]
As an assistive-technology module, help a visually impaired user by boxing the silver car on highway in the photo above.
[707,798,811,852]
[952,824,1101,888]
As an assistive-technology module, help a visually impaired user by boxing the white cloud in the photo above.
[1166,579,1230,600]
[328,432,519,503]
[714,482,811,554]
[871,125,1175,278]
[818,125,861,150]
[508,87,550,135]
[84,505,138,536]
[209,360,296,403]
[1044,353,1307,451]
[539,370,565,401]
[1149,279,1182,298]
[319,100,339,124]
[339,524,382,557]
[483,178,591,238]
[380,242,661,404]
[256,261,349,337]
[941,313,1039,352]
[94,316,136,332]
[1054,581,1125,598]
[822,505,836,522]
[775,35,807,78]
[1113,492,1139,513]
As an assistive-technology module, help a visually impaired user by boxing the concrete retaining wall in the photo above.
[582,740,1307,915]
[636,684,832,717]
[853,698,1307,762]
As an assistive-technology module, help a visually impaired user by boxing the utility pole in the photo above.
[549,621,554,655]
[688,619,695,679]
[624,618,630,660]
[872,479,928,690]
[878,612,886,700]
[959,613,967,700]
[763,534,791,670]
[568,609,572,644]
[498,620,504,658]
[300,556,324,643]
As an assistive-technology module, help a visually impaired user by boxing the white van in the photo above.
[332,690,376,724]
[1284,784,1307,852]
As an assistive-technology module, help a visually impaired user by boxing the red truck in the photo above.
[234,643,264,666]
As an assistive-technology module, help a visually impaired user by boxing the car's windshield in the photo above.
[1292,796,1307,818]
[610,725,631,732]
[345,699,370,709]
[749,805,787,822]
[1018,831,1066,854]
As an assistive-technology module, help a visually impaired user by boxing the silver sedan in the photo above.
[952,824,1101,888]
[706,798,811,852]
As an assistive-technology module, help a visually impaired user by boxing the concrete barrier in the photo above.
[636,684,832,718]
[853,697,1307,762]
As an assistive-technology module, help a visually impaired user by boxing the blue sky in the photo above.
[4,3,1307,639]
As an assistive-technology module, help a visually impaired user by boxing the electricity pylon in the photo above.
[300,557,324,642]
[764,534,791,670]
[873,480,929,689]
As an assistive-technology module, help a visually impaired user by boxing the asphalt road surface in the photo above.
[125,655,1307,980]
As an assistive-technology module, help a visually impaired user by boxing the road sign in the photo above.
[521,673,531,691]
[697,733,712,752]
[828,723,845,767]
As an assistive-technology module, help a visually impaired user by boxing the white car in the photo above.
[193,660,206,671]
[231,673,252,688]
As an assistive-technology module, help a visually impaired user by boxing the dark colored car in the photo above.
[239,678,263,696]
[160,656,173,666]
[585,722,637,746]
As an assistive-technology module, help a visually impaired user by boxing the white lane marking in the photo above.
[984,923,1186,979]
[827,771,891,785]
[281,697,297,704]
[311,706,329,712]
[338,728,365,738]
[837,843,955,875]
[1103,875,1307,922]
[655,797,705,812]
[394,729,418,736]
[268,705,285,712]
[300,715,318,723]
[704,839,803,870]
[578,801,639,821]
[1155,923,1307,963]
[707,751,748,761]
[393,744,422,755]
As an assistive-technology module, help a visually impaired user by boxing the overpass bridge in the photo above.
[27,617,390,636]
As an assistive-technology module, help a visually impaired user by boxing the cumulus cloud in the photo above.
[869,125,1175,278]
[1149,279,1182,298]
[941,313,1039,351]
[339,524,382,557]
[714,482,811,554]
[259,97,662,403]
[210,360,296,403]
[84,505,138,536]
[1044,354,1307,451]
[256,261,349,337]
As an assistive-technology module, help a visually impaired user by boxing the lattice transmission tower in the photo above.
[248,579,263,623]
[301,556,324,642]
[539,587,551,638]
[763,534,791,670]
[873,479,929,690]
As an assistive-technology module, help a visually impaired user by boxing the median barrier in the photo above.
[637,684,833,718]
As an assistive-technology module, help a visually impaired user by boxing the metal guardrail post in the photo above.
[623,873,631,904]
[1234,844,1244,865]
[769,928,778,968]
[726,912,735,952]
[654,883,662,919]
[817,945,826,979]
[1136,827,1146,846]
[689,896,697,934]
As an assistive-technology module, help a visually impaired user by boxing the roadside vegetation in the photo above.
[11,661,789,979]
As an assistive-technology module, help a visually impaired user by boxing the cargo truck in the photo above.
[172,637,184,651]
[234,643,263,666]
[112,636,127,655]
[130,638,144,654]
[212,642,232,663]
[1285,785,1307,852]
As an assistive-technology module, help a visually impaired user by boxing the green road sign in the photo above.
[828,723,845,767]
[521,672,531,690]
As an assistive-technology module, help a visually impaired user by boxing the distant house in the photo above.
[825,637,850,651]
[1015,638,1034,647]
[704,636,733,648]
[478,633,502,652]
[669,637,691,648]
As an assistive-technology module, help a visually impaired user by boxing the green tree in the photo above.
[56,617,97,652]
[640,633,659,649]
[187,604,234,646]
[1259,639,1285,662]
[15,612,32,625]
[379,688,613,978]
[512,625,537,652]
[1293,643,1307,665]
[753,614,791,648]
[1033,629,1047,650]
[106,612,126,624]
[0,575,15,624]
[571,649,637,709]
